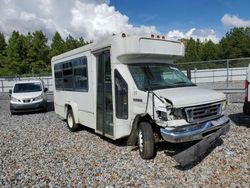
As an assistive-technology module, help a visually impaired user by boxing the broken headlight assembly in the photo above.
[156,110,168,121]
[172,108,185,119]
[156,106,175,121]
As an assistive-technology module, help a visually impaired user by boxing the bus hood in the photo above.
[154,86,226,108]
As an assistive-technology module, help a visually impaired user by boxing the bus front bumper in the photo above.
[160,116,230,143]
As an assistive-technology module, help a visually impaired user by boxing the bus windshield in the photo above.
[13,83,42,93]
[128,63,195,91]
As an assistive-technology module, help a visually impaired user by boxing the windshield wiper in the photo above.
[144,85,176,90]
[173,82,196,87]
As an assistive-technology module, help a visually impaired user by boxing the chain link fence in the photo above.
[178,57,250,89]
[0,57,249,102]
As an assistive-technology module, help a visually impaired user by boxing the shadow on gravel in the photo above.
[75,125,128,147]
[156,138,223,170]
[229,113,250,128]
[46,101,54,112]
[75,124,225,168]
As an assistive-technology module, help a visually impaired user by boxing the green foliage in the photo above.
[219,27,250,59]
[0,31,88,76]
[26,31,49,63]
[201,40,219,61]
[0,32,7,55]
[177,27,250,70]
[65,34,84,51]
[49,32,66,59]
[1,28,250,76]
[6,31,28,62]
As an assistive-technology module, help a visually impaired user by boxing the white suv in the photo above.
[9,79,48,114]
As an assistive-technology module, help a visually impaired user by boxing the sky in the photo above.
[0,0,250,43]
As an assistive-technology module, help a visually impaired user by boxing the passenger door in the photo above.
[96,51,113,136]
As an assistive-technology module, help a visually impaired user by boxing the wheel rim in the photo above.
[67,113,73,128]
[138,130,143,152]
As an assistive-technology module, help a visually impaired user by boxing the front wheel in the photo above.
[66,109,79,132]
[138,122,155,159]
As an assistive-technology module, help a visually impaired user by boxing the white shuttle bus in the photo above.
[52,34,230,159]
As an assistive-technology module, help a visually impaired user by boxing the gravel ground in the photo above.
[0,97,249,187]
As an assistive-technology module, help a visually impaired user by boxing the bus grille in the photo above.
[184,103,222,123]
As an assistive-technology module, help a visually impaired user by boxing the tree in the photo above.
[195,38,203,61]
[219,27,250,59]
[65,35,88,51]
[184,38,200,62]
[5,31,30,74]
[78,37,87,46]
[0,32,7,55]
[49,32,66,58]
[201,40,219,61]
[6,31,28,62]
[25,31,50,74]
[65,34,80,51]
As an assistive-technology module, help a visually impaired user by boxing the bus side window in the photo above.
[115,69,128,119]
[74,57,88,91]
[63,62,74,90]
[54,63,63,90]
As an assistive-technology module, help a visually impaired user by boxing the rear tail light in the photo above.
[244,80,248,102]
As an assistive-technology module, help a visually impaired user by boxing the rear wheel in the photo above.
[66,109,79,132]
[138,122,155,159]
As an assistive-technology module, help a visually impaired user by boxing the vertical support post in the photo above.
[194,68,197,84]
[46,78,49,90]
[187,68,191,80]
[213,70,215,83]
[231,69,233,81]
[226,59,229,88]
[1,80,4,92]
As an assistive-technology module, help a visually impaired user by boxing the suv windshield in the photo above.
[128,63,195,90]
[13,83,42,93]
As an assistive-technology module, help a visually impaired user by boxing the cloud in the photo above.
[0,0,158,41]
[166,28,220,43]
[0,0,221,43]
[70,1,159,40]
[221,14,250,27]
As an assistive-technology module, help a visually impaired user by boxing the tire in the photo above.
[138,122,155,159]
[66,109,79,132]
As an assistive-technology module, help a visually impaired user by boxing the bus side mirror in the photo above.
[44,88,48,92]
